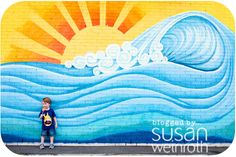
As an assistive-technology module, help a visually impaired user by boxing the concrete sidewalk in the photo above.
[5,145,229,155]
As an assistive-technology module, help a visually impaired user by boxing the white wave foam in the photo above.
[150,51,163,62]
[65,41,168,75]
[73,56,86,69]
[138,53,150,65]
[86,52,97,67]
[64,60,73,68]
[106,44,120,59]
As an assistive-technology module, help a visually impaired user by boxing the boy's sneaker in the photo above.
[39,144,44,149]
[49,144,55,149]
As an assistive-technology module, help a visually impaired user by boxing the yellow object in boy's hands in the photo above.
[44,113,52,126]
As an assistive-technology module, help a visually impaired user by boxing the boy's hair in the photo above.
[43,97,51,104]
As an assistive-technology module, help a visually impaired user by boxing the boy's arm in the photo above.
[39,111,43,119]
[54,117,58,128]
[39,114,43,119]
[39,108,46,119]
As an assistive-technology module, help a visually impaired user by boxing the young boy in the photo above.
[39,97,58,149]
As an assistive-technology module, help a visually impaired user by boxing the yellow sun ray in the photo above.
[30,12,70,46]
[113,2,133,29]
[100,1,106,26]
[79,1,92,27]
[55,2,80,34]
[11,32,63,60]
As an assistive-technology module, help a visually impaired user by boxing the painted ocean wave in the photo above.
[1,12,235,143]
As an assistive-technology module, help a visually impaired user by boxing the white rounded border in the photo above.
[0,1,235,157]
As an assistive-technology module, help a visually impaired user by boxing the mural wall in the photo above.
[1,1,235,145]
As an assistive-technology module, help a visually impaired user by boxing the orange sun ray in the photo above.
[106,1,126,27]
[8,46,61,64]
[32,4,75,41]
[63,1,86,30]
[118,7,145,33]
[86,2,100,26]
[18,21,66,55]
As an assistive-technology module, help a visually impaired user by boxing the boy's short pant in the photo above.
[41,128,55,137]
